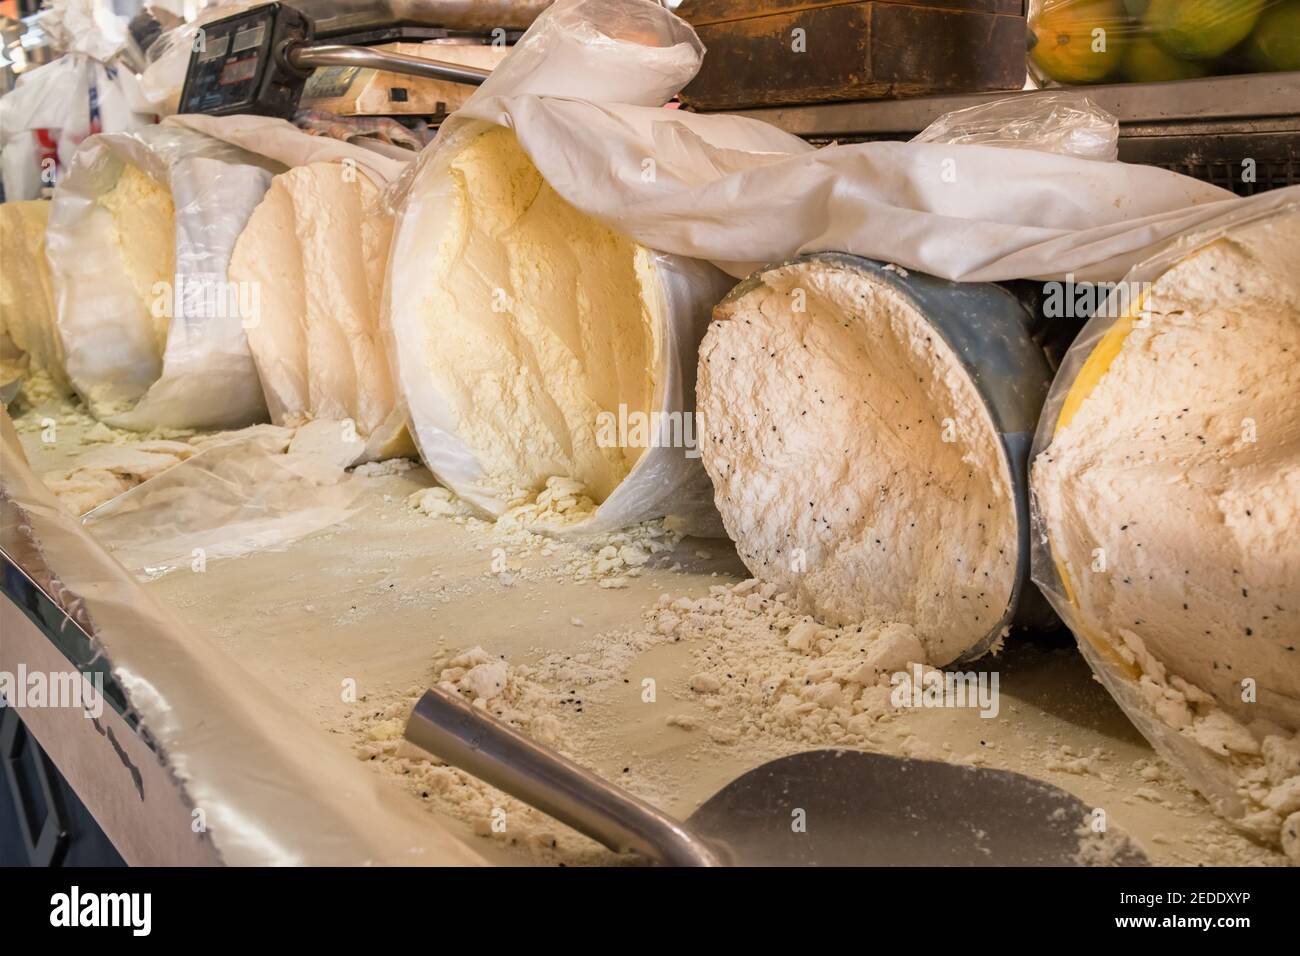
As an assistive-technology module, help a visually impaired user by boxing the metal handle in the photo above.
[404,687,724,866]
[285,43,491,86]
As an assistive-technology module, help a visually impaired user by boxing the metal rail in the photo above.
[725,72,1300,138]
[286,42,491,86]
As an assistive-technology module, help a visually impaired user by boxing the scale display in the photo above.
[178,4,314,118]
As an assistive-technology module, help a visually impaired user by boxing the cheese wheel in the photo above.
[1033,210,1300,732]
[386,124,731,530]
[698,254,1050,665]
[230,162,406,457]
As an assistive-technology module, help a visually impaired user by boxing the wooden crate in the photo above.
[677,0,1027,111]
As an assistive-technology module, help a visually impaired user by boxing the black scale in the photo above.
[178,3,314,118]
[177,3,505,120]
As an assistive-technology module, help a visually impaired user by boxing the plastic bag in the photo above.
[37,0,129,61]
[441,1,1300,286]
[0,54,154,200]
[466,0,703,107]
[383,0,732,533]
[1027,193,1300,842]
[45,122,283,430]
[134,22,196,116]
[1027,0,1298,87]
[82,422,368,577]
[168,113,413,459]
[912,91,1120,162]
[169,113,409,187]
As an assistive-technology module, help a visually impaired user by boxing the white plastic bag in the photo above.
[384,0,733,533]
[46,122,282,430]
[0,54,153,200]
[442,2,1290,285]
[38,0,130,62]
[169,113,409,187]
[465,0,703,107]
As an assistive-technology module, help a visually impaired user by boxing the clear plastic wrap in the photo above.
[1027,0,1299,87]
[45,122,283,430]
[82,424,368,577]
[1028,189,1300,840]
[912,91,1120,162]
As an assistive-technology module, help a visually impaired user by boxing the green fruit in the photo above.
[1124,36,1211,80]
[1146,0,1266,60]
[1245,0,1300,71]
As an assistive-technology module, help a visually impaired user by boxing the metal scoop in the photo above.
[405,687,1149,866]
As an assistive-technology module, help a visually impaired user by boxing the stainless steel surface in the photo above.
[301,0,552,35]
[288,43,491,85]
[406,686,1151,866]
[405,688,724,866]
[726,72,1300,138]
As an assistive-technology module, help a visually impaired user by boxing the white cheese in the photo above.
[697,259,1018,666]
[405,126,662,507]
[229,162,402,454]
[1033,210,1300,857]
[1034,210,1300,731]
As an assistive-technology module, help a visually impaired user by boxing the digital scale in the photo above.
[177,2,502,119]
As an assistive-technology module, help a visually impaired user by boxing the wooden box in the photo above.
[677,0,1027,111]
